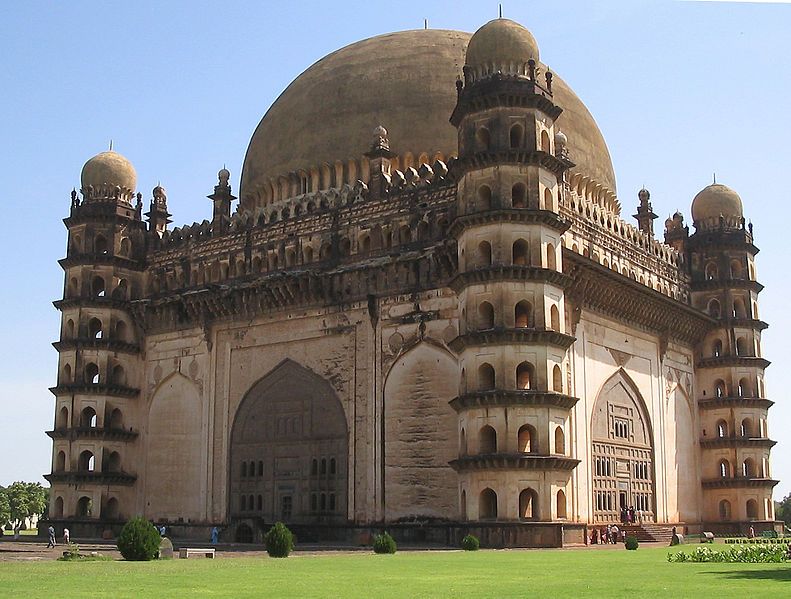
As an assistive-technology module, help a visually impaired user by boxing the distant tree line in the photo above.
[0,482,48,533]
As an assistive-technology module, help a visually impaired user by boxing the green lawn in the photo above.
[0,545,788,598]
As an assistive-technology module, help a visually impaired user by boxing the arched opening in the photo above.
[477,241,492,267]
[459,428,467,455]
[509,123,524,148]
[106,451,121,473]
[742,458,755,478]
[543,188,553,210]
[719,459,731,478]
[476,127,491,151]
[80,406,97,428]
[109,408,123,429]
[460,490,467,520]
[550,305,560,331]
[712,339,723,357]
[511,182,526,208]
[719,499,731,521]
[115,320,128,343]
[546,243,557,270]
[736,337,749,356]
[85,362,100,384]
[477,185,492,211]
[359,234,371,253]
[554,426,565,454]
[715,380,727,398]
[77,496,93,518]
[479,488,497,520]
[519,488,538,520]
[478,363,495,390]
[104,497,119,519]
[78,450,95,472]
[716,420,728,438]
[540,130,551,153]
[94,235,108,254]
[62,363,72,384]
[88,317,103,339]
[56,406,69,429]
[303,246,314,263]
[707,299,721,318]
[512,239,529,265]
[741,418,753,438]
[119,237,131,257]
[746,499,758,519]
[516,361,534,390]
[111,364,126,386]
[478,301,494,329]
[479,425,497,454]
[556,490,567,519]
[235,524,254,544]
[65,319,75,338]
[738,378,750,398]
[515,300,532,328]
[113,279,128,300]
[518,424,535,453]
[730,259,743,279]
[705,262,718,280]
[92,276,105,297]
[339,238,351,256]
[55,451,66,472]
[53,496,64,518]
[552,365,563,392]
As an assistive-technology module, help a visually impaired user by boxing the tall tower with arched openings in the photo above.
[686,183,777,525]
[447,19,580,526]
[46,150,146,526]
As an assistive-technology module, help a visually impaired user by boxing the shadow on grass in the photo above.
[703,568,791,583]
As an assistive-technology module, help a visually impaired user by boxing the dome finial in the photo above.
[499,3,503,18]
[713,172,716,184]
[109,139,113,151]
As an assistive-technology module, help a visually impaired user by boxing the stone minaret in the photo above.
[687,183,776,530]
[46,150,145,532]
[448,19,579,524]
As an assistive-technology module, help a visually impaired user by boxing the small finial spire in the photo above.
[713,172,716,184]
[499,3,503,18]
[109,139,113,151]
[424,18,427,29]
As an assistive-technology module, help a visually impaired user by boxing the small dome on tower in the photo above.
[554,129,568,147]
[466,18,540,70]
[691,183,743,222]
[81,150,137,195]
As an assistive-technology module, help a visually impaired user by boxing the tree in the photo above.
[5,482,48,530]
[0,488,10,529]
[775,493,791,528]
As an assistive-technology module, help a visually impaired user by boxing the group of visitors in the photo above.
[590,524,624,544]
[619,506,640,525]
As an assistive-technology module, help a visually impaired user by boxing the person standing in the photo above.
[46,525,56,548]
[748,526,755,539]
[211,526,219,545]
[63,527,70,545]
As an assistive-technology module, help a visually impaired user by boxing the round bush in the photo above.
[373,532,397,554]
[264,522,294,558]
[117,517,161,561]
[461,534,480,551]
[625,535,639,551]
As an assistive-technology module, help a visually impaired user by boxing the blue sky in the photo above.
[1,0,789,501]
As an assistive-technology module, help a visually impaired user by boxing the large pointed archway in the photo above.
[590,369,655,523]
[229,359,348,524]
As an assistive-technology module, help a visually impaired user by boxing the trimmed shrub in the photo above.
[668,545,786,563]
[461,534,480,551]
[625,535,639,550]
[117,517,161,561]
[264,522,294,558]
[373,532,397,554]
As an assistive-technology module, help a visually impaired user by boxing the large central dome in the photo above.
[241,27,616,207]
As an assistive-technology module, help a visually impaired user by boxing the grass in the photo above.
[0,544,789,598]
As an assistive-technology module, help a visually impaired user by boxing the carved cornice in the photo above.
[59,254,144,272]
[454,150,568,177]
[49,384,140,398]
[701,477,778,490]
[54,297,134,312]
[449,328,575,352]
[696,356,770,370]
[45,471,137,486]
[53,338,140,355]
[449,453,580,472]
[451,75,561,126]
[699,436,776,450]
[720,318,769,331]
[690,279,764,293]
[563,250,716,346]
[697,396,774,410]
[448,265,572,294]
[450,390,579,412]
[448,209,570,238]
[46,427,139,442]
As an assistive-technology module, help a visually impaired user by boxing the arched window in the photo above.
[719,459,731,478]
[515,300,532,328]
[55,451,66,472]
[303,246,314,263]
[554,426,565,454]
[478,363,495,390]
[517,424,535,453]
[460,490,467,520]
[543,188,553,210]
[78,450,95,472]
[707,298,721,318]
[550,305,560,331]
[311,459,318,476]
[519,488,538,520]
[94,235,108,254]
[330,458,336,475]
[258,461,263,476]
[516,362,534,390]
[540,130,551,152]
[742,458,755,478]
[92,276,105,297]
[62,363,72,384]
[119,237,131,257]
[320,458,327,475]
[88,317,103,339]
[479,425,497,454]
[113,279,128,300]
[705,262,718,280]
[509,123,524,148]
[80,406,97,428]
[477,241,492,267]
[478,301,494,329]
[513,239,529,265]
[115,320,128,343]
[106,451,121,473]
[319,242,332,260]
[241,462,247,478]
[398,225,412,245]
[56,406,69,429]
[716,420,728,438]
[746,499,758,519]
[715,380,727,398]
[712,339,723,357]
[359,234,371,253]
[730,259,743,279]
[240,494,247,511]
[460,428,467,455]
[476,127,491,151]
[479,488,497,519]
[257,495,263,511]
[511,183,526,208]
[740,418,753,438]
[556,490,567,519]
[65,319,75,338]
[738,378,750,398]
[85,363,99,385]
[546,243,557,270]
[54,496,64,518]
[339,238,351,256]
[77,496,93,518]
[736,337,749,356]
[552,365,563,392]
[111,364,125,386]
[477,185,492,211]
[108,408,123,430]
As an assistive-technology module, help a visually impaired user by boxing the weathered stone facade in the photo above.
[45,18,778,545]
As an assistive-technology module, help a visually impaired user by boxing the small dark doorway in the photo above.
[619,491,628,511]
[235,523,254,543]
